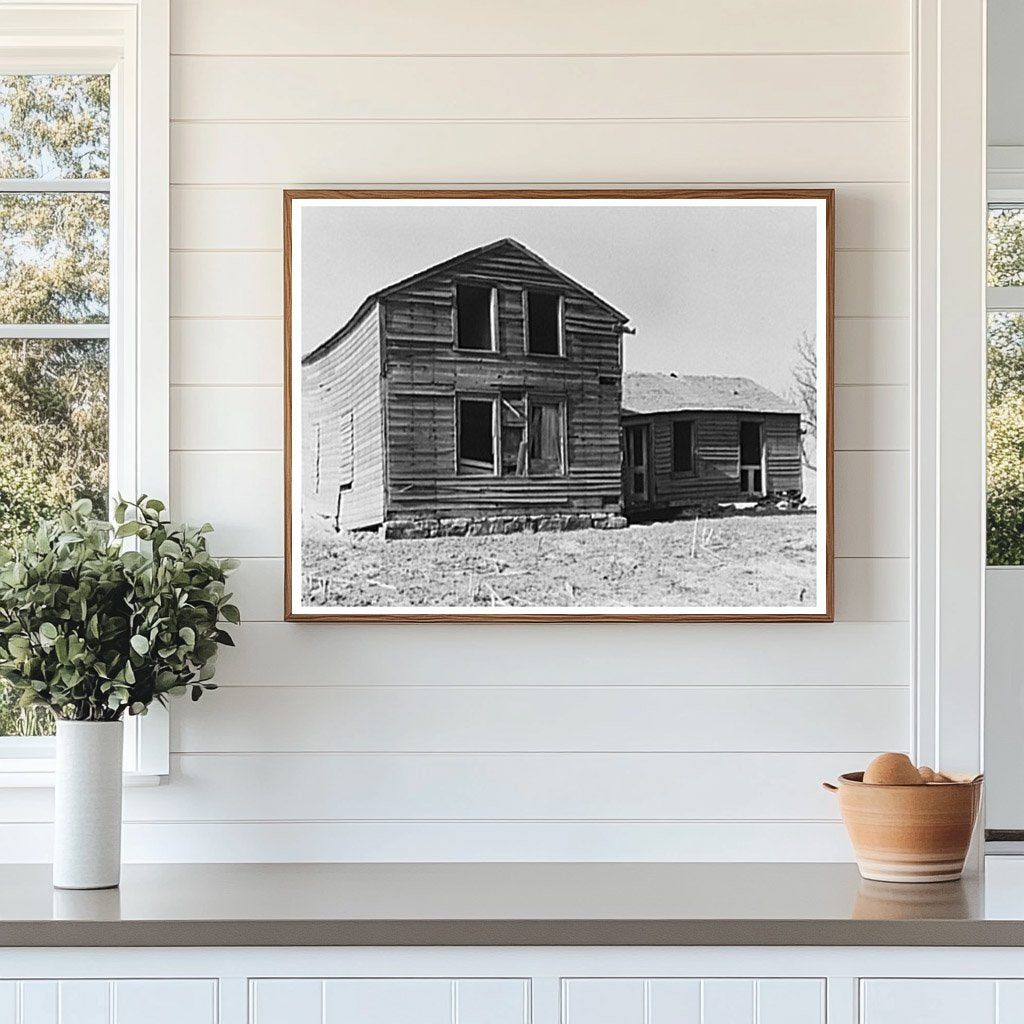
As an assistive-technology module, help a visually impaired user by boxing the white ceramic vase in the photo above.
[53,720,124,890]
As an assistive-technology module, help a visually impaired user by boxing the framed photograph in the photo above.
[284,189,833,622]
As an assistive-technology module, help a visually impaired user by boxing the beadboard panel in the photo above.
[167,383,906,454]
[0,820,855,863]
[171,54,908,122]
[170,121,909,186]
[170,685,909,754]
[226,555,909,624]
[563,978,826,1024]
[249,979,530,1024]
[208,621,910,687]
[169,449,908,559]
[170,182,909,251]
[0,980,218,1024]
[169,0,909,56]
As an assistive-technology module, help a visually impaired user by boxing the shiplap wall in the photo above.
[3,0,914,861]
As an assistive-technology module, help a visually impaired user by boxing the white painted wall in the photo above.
[2,0,915,862]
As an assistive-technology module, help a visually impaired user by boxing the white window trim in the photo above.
[914,0,986,812]
[0,0,170,783]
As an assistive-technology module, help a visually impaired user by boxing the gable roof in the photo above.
[303,237,629,365]
[622,371,798,416]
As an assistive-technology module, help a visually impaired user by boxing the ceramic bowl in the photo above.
[823,771,983,883]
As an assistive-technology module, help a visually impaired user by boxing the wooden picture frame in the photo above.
[284,189,834,622]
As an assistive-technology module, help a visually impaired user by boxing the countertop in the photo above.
[5,861,1024,947]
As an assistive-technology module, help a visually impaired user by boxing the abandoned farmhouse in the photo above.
[301,238,804,535]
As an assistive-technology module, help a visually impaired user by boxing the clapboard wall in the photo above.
[8,0,917,861]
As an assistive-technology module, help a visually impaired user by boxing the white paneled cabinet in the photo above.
[0,980,216,1024]
[562,978,824,1024]
[249,979,529,1024]
[860,979,1024,1024]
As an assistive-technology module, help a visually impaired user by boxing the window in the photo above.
[457,397,496,474]
[986,205,1024,565]
[457,393,566,477]
[528,400,565,475]
[672,420,695,473]
[0,75,110,739]
[0,3,169,776]
[500,393,527,476]
[456,282,496,351]
[525,290,563,356]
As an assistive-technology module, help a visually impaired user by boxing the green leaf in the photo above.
[158,539,183,559]
[130,634,150,656]
[220,604,241,625]
[39,622,58,641]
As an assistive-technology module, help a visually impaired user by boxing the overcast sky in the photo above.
[298,200,818,398]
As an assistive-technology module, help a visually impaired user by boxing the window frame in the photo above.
[523,288,565,357]
[524,395,567,477]
[454,392,568,478]
[0,0,170,784]
[455,394,498,476]
[670,418,696,476]
[453,279,498,353]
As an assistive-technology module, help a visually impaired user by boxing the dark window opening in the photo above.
[672,420,694,473]
[527,290,561,355]
[458,398,495,474]
[456,283,494,350]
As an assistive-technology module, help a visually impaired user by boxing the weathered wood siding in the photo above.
[301,304,385,530]
[382,246,625,519]
[626,410,803,512]
[764,412,804,492]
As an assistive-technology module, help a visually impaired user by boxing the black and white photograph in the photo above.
[285,190,833,621]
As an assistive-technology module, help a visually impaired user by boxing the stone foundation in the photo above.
[382,512,628,540]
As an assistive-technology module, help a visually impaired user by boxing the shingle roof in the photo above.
[303,237,629,365]
[622,371,798,416]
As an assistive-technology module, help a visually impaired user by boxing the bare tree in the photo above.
[791,331,817,472]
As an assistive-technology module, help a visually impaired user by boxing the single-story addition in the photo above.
[620,371,804,516]
[301,237,632,537]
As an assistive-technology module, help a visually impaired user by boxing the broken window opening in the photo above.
[457,397,496,475]
[456,282,496,351]
[528,399,566,475]
[526,290,562,355]
[500,393,527,476]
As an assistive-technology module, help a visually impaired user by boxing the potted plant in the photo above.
[0,497,239,889]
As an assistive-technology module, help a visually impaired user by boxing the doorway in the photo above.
[623,424,650,504]
[739,421,765,496]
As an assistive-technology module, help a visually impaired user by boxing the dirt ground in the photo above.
[301,513,818,610]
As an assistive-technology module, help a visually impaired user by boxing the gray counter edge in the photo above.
[2,919,1021,948]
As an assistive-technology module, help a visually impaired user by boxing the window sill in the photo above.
[0,765,165,788]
